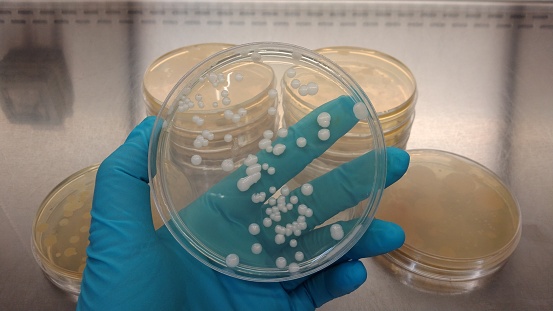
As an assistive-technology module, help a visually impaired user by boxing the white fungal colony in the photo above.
[226,254,239,268]
[330,224,344,241]
[317,112,331,128]
[318,129,330,141]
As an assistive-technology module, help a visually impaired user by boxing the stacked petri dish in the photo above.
[149,42,387,281]
[32,165,97,295]
[143,43,235,117]
[375,150,522,294]
[314,47,417,149]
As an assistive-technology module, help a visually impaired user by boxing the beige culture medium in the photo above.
[314,46,417,149]
[32,165,97,295]
[143,43,235,116]
[375,149,521,294]
[32,165,164,295]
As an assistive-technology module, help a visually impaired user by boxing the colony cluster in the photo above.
[166,50,369,273]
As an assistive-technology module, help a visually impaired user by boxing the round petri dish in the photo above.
[375,149,522,294]
[312,47,417,149]
[32,164,97,295]
[149,42,387,282]
[143,43,235,116]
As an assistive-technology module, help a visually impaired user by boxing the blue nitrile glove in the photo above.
[78,98,410,311]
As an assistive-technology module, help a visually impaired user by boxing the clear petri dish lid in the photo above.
[149,42,387,282]
[31,164,98,295]
[143,43,235,116]
[376,149,521,293]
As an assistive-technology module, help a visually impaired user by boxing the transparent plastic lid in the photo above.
[376,149,521,293]
[149,42,386,282]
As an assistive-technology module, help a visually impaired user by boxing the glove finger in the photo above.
[274,147,409,230]
[207,95,359,205]
[289,260,367,309]
[90,116,157,247]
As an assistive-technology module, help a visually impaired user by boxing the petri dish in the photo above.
[312,47,417,149]
[375,149,522,294]
[143,43,235,116]
[32,164,97,295]
[149,42,387,281]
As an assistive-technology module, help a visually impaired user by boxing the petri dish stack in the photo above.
[314,47,417,149]
[149,42,387,282]
[143,43,234,116]
[32,165,97,295]
[375,150,521,294]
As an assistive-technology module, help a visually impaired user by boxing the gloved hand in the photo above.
[77,97,410,311]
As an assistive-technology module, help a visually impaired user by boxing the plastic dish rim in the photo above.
[148,41,387,282]
[382,149,522,282]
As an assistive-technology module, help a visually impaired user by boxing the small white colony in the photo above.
[272,144,286,156]
[318,129,330,141]
[296,137,307,148]
[353,102,369,120]
[294,251,304,261]
[192,115,204,126]
[289,195,298,204]
[286,68,296,78]
[298,85,309,96]
[291,79,301,89]
[224,109,234,120]
[288,263,300,273]
[301,183,313,196]
[224,134,233,142]
[317,112,331,128]
[237,154,262,192]
[222,97,231,106]
[330,224,344,240]
[221,159,234,172]
[289,239,298,247]
[275,234,285,245]
[277,128,288,138]
[276,257,287,269]
[251,192,266,203]
[191,155,202,166]
[238,108,247,117]
[235,73,244,81]
[251,243,262,254]
[268,88,278,99]
[306,82,319,95]
[258,138,272,150]
[263,130,274,139]
[267,107,277,116]
[248,223,261,235]
[226,254,239,268]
